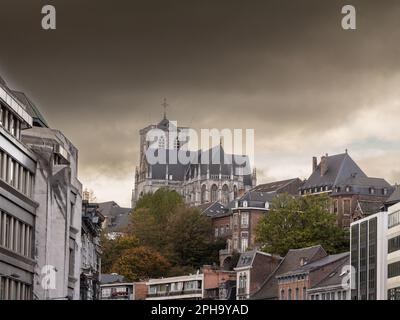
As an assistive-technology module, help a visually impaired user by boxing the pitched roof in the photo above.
[251,178,301,193]
[277,252,349,277]
[100,273,126,284]
[302,153,367,190]
[310,255,350,290]
[386,186,400,205]
[195,201,229,217]
[250,245,326,299]
[356,200,384,216]
[98,201,132,233]
[235,250,258,268]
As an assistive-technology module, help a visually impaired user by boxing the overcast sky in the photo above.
[1,0,400,207]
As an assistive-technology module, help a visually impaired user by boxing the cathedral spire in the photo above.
[161,98,168,119]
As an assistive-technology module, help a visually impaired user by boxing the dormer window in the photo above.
[243,200,248,207]
[383,188,388,195]
[369,187,375,195]
[345,186,351,192]
[325,186,329,191]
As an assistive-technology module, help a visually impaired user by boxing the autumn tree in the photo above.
[111,246,170,282]
[256,193,349,256]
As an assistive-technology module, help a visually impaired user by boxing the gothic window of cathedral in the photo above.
[222,184,229,205]
[201,184,207,204]
[211,184,218,202]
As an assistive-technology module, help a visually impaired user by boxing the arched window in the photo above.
[280,289,285,300]
[201,185,207,204]
[211,184,218,202]
[233,185,238,199]
[222,184,229,204]
[295,288,299,300]
[303,287,307,300]
[288,288,292,300]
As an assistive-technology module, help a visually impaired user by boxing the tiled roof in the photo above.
[386,186,400,205]
[356,200,384,216]
[98,201,132,233]
[195,201,229,217]
[251,178,302,193]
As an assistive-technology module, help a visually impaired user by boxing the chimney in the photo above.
[320,154,328,177]
[312,157,317,172]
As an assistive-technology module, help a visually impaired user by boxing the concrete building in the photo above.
[132,110,255,208]
[146,273,204,300]
[350,211,388,300]
[100,273,147,300]
[80,201,104,300]
[387,202,400,300]
[0,76,37,300]
[22,127,83,300]
[301,152,392,228]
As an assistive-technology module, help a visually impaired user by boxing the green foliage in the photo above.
[100,233,139,273]
[110,246,170,282]
[256,193,349,256]
[102,188,222,279]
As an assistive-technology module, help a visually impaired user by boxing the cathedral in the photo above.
[131,101,256,208]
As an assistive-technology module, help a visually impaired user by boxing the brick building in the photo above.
[277,252,349,300]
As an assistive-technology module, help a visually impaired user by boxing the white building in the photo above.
[146,273,204,300]
[387,202,400,299]
[22,127,83,300]
[350,211,388,300]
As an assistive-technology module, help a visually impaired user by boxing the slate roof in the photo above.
[195,201,230,218]
[235,178,301,208]
[277,252,349,278]
[386,186,400,206]
[251,245,326,299]
[98,201,132,233]
[310,255,350,290]
[356,200,385,216]
[100,273,126,284]
[301,153,367,190]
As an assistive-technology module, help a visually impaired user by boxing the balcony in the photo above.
[147,289,202,298]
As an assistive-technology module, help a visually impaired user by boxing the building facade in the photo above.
[80,201,104,300]
[387,202,400,300]
[146,273,204,300]
[0,77,36,300]
[350,211,388,300]
[301,152,392,228]
[132,111,255,208]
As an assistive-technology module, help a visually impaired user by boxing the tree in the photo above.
[165,206,223,268]
[256,193,348,256]
[100,234,139,273]
[111,246,170,282]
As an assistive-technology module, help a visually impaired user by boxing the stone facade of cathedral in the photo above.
[132,112,255,208]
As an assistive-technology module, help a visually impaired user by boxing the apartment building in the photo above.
[0,76,36,300]
[387,202,400,300]
[146,273,204,300]
[350,211,388,300]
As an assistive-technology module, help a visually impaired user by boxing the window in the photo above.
[211,185,218,202]
[388,262,400,279]
[288,288,292,300]
[369,187,375,195]
[295,288,299,300]
[345,186,351,192]
[383,188,388,195]
[222,184,229,205]
[343,199,351,216]
[240,232,249,252]
[303,287,307,300]
[388,287,400,300]
[241,212,249,228]
[388,235,400,253]
[280,289,285,300]
[322,293,325,300]
[338,291,342,300]
[389,210,400,229]
[201,185,207,204]
[214,227,219,238]
[342,291,347,300]
[331,292,335,300]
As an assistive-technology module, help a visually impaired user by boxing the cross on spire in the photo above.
[161,98,168,119]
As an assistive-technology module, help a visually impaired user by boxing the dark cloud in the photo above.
[1,0,400,205]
